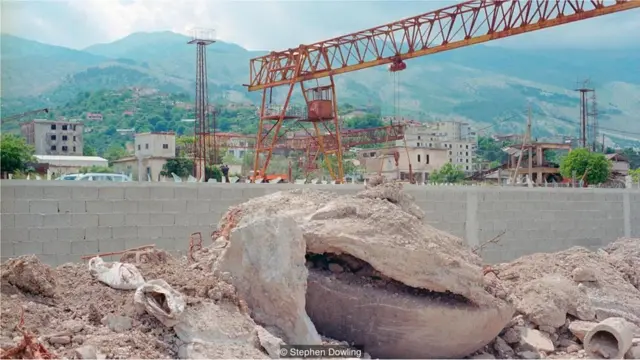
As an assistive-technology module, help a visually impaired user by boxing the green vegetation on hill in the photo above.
[2,31,640,151]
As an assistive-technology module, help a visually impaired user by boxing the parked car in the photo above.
[56,174,81,180]
[75,173,132,182]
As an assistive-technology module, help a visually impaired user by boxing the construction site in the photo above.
[1,0,640,359]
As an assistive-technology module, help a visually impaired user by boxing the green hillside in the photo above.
[1,32,639,147]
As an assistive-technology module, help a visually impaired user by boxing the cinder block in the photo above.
[99,187,125,200]
[29,200,58,214]
[37,254,58,266]
[71,240,99,255]
[112,226,137,239]
[0,185,15,199]
[43,186,71,200]
[9,200,30,214]
[125,214,150,226]
[1,214,15,228]
[98,238,126,253]
[58,227,85,242]
[86,201,113,214]
[43,241,72,255]
[186,200,210,214]
[201,212,218,226]
[56,254,80,265]
[112,201,138,214]
[162,225,191,238]
[29,228,56,242]
[85,227,112,241]
[43,214,72,227]
[175,187,198,199]
[137,225,163,239]
[1,241,14,257]
[58,200,86,214]
[137,200,164,214]
[197,187,217,200]
[124,237,153,249]
[0,228,21,244]
[14,241,44,256]
[72,214,99,227]
[220,188,243,200]
[14,185,44,199]
[149,214,175,226]
[162,200,187,213]
[175,213,199,226]
[125,187,150,200]
[154,238,179,251]
[71,187,99,200]
[149,187,174,200]
[98,214,125,227]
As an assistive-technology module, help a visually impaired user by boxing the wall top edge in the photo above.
[1,180,639,194]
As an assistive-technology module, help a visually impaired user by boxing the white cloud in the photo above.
[2,0,639,51]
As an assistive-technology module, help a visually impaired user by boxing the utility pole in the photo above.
[601,134,605,153]
[511,107,532,186]
[527,105,533,184]
[574,79,595,150]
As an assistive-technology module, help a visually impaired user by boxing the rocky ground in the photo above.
[1,180,639,359]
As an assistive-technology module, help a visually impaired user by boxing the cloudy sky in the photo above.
[2,0,639,51]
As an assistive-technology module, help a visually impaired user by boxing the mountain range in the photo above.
[1,31,639,146]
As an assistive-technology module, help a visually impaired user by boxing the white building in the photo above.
[396,121,478,173]
[34,155,108,175]
[112,132,176,181]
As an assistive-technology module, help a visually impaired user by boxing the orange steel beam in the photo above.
[247,0,639,91]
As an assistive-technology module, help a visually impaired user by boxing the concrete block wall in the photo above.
[1,181,638,266]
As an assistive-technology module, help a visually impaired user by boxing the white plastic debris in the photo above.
[88,257,145,290]
[133,279,186,327]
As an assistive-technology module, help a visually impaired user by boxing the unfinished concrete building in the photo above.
[503,142,572,184]
[20,120,84,156]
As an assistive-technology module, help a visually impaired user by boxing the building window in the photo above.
[466,159,469,163]
[73,146,76,152]
[73,136,76,141]
[50,124,56,130]
[426,155,430,164]
[62,146,68,152]
[417,136,421,140]
[50,135,56,140]
[138,145,141,150]
[51,145,56,151]
[62,135,68,141]
[465,165,469,170]
[417,154,421,163]
[163,144,169,149]
[417,142,421,147]
[466,145,469,149]
[73,125,77,131]
[62,125,68,131]
[466,152,468,156]
[145,144,149,149]
[449,151,452,155]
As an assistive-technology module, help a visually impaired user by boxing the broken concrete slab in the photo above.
[101,315,132,333]
[514,327,555,353]
[221,216,321,345]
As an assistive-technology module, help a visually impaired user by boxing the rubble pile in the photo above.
[1,180,639,359]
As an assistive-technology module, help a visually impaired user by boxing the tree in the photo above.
[79,165,112,173]
[104,145,129,164]
[205,165,222,182]
[629,168,640,183]
[429,163,466,184]
[0,134,34,175]
[160,157,194,178]
[83,145,97,156]
[560,148,610,185]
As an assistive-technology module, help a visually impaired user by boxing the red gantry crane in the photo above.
[245,0,639,183]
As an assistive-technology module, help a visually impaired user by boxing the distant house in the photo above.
[607,153,630,175]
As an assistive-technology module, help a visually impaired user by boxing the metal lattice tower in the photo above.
[574,79,595,149]
[188,28,216,179]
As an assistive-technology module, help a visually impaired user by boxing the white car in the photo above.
[56,174,82,180]
[75,173,132,182]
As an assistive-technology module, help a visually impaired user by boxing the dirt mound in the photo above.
[603,237,640,290]
[1,256,56,298]
[492,243,640,327]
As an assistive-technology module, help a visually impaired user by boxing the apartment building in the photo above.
[396,121,478,173]
[21,120,84,156]
[357,147,449,183]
